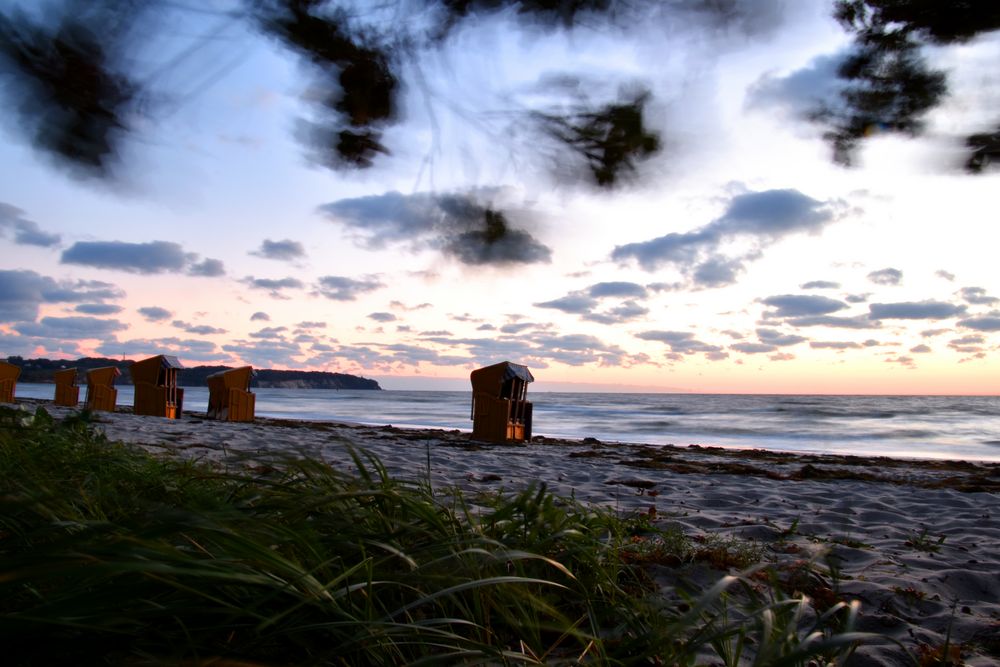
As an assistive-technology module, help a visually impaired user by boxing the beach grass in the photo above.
[0,405,875,665]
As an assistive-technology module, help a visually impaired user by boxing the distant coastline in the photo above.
[6,356,381,391]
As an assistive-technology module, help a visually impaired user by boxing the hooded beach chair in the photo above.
[85,367,120,412]
[0,360,20,403]
[131,355,185,419]
[206,366,255,422]
[53,368,80,407]
[470,361,534,443]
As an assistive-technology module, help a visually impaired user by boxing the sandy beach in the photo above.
[16,400,1000,665]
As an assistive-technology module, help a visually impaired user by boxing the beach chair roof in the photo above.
[470,361,534,389]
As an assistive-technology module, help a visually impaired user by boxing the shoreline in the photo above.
[10,399,1000,665]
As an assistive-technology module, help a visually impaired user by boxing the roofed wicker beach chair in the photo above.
[206,366,255,422]
[470,361,534,443]
[85,367,120,412]
[53,368,79,407]
[0,360,21,403]
[131,355,184,419]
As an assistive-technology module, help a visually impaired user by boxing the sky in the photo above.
[1,1,999,394]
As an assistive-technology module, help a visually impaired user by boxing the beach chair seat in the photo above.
[131,355,184,419]
[206,366,255,422]
[53,368,80,407]
[470,361,534,443]
[0,360,21,403]
[85,367,120,412]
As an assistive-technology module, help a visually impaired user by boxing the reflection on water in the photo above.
[12,384,1000,462]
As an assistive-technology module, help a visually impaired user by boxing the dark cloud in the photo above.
[0,269,124,322]
[250,239,307,262]
[587,281,648,298]
[948,335,985,354]
[95,337,228,363]
[368,312,397,323]
[534,293,598,314]
[731,342,777,354]
[612,189,841,287]
[762,294,848,317]
[314,275,384,301]
[910,344,932,353]
[936,270,956,281]
[756,328,806,347]
[534,288,648,325]
[635,330,726,360]
[920,328,949,337]
[959,287,998,305]
[867,268,903,286]
[500,322,535,334]
[61,240,223,276]
[74,303,122,315]
[810,341,862,350]
[250,311,271,322]
[784,315,877,329]
[187,258,226,277]
[222,338,303,367]
[844,293,869,304]
[138,306,172,321]
[15,316,127,339]
[746,51,846,120]
[958,316,1000,332]
[241,276,305,297]
[296,321,326,329]
[249,326,288,340]
[0,202,60,247]
[800,280,840,290]
[320,190,551,266]
[172,320,227,335]
[868,301,966,320]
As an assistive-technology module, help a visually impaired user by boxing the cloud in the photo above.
[249,326,288,339]
[320,190,551,266]
[61,240,223,276]
[15,316,127,339]
[250,311,271,321]
[0,202,61,247]
[94,337,229,363]
[138,306,172,321]
[241,276,305,297]
[368,312,397,322]
[587,282,648,298]
[867,268,903,286]
[958,316,1000,332]
[731,342,777,354]
[187,258,226,277]
[75,303,123,315]
[222,339,304,367]
[784,315,878,329]
[756,328,806,346]
[297,321,326,329]
[172,320,227,335]
[635,330,726,360]
[810,341,862,350]
[534,293,598,314]
[762,294,848,317]
[868,301,966,320]
[745,51,846,119]
[314,275,384,301]
[612,188,842,287]
[250,239,307,262]
[800,280,840,289]
[910,344,932,353]
[936,270,956,281]
[0,270,124,322]
[959,287,998,305]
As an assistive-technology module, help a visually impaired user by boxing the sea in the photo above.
[12,384,1000,462]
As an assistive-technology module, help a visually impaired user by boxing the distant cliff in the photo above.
[6,357,381,390]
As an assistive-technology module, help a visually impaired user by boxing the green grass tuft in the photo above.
[1,405,878,665]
